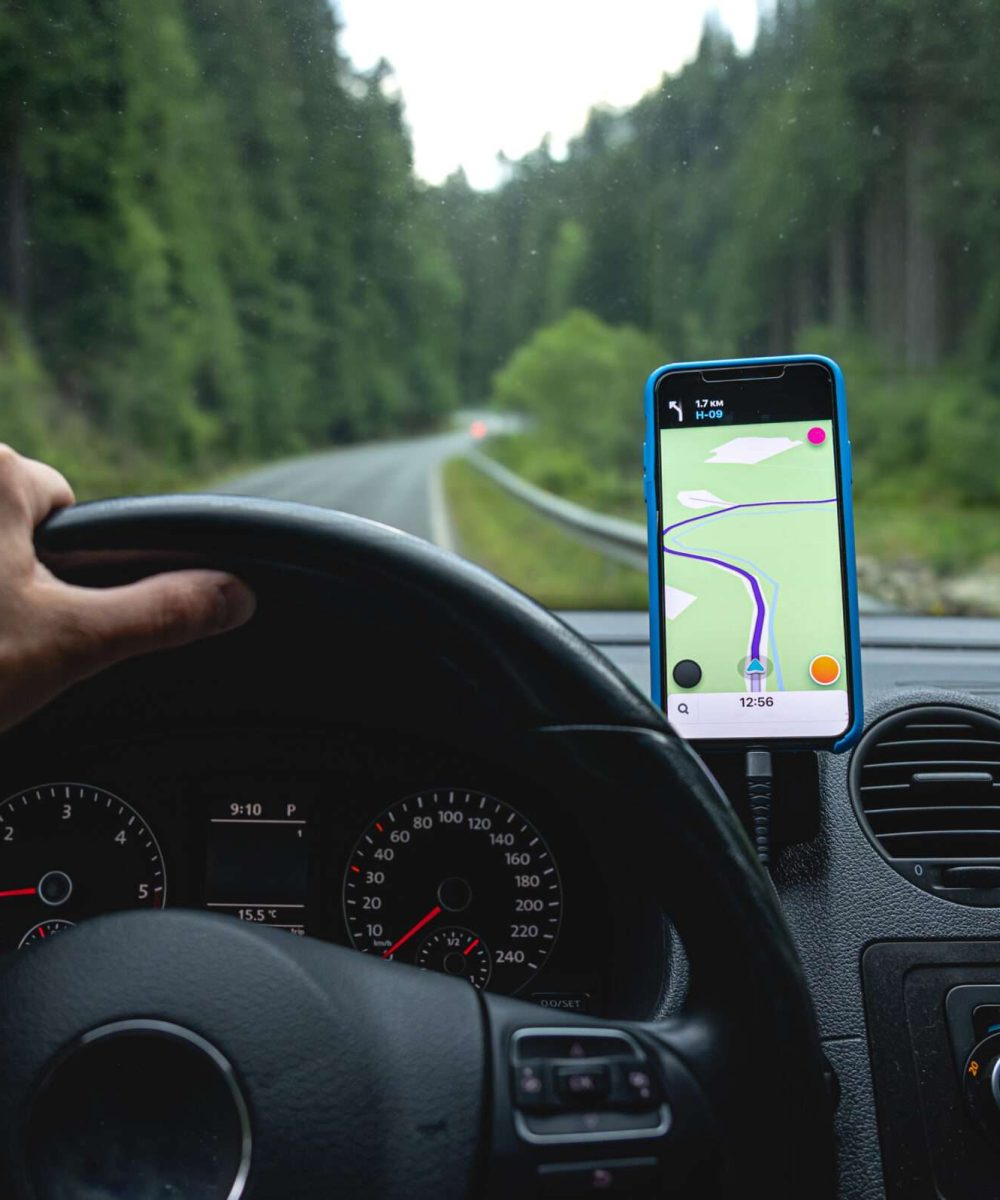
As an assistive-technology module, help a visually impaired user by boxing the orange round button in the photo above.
[809,654,841,686]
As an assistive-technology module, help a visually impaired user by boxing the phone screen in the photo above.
[654,361,852,744]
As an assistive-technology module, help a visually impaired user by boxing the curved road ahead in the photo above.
[212,430,473,548]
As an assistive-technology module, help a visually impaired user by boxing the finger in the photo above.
[0,444,75,528]
[48,570,256,680]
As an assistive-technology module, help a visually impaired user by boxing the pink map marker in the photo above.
[807,426,826,445]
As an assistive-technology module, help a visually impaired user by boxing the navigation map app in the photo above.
[659,408,850,742]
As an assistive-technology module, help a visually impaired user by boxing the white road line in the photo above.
[428,465,456,552]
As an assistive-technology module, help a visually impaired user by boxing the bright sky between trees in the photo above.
[335,1,762,188]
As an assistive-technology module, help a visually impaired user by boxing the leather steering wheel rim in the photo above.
[0,494,835,1198]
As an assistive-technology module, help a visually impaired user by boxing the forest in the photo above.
[440,0,1000,599]
[0,0,459,494]
[2,0,999,602]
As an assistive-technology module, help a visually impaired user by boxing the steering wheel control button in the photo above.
[514,1030,638,1060]
[514,1062,551,1110]
[615,1066,660,1107]
[556,1064,610,1105]
[510,1027,670,1145]
[672,659,702,689]
[521,1107,667,1139]
[537,1157,659,1196]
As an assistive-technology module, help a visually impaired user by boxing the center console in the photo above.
[863,941,1000,1198]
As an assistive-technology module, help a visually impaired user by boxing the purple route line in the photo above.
[662,497,835,663]
[668,547,768,664]
[664,497,836,537]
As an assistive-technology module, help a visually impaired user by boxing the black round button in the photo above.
[672,660,702,689]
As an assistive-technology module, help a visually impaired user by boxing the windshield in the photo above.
[5,1,997,616]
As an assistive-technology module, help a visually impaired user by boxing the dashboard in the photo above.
[0,725,664,1018]
[14,528,1000,1200]
[574,608,1000,1200]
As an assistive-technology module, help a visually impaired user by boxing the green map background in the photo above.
[660,419,848,694]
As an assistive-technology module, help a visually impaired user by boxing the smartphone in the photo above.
[643,354,862,751]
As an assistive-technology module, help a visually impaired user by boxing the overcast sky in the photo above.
[335,2,762,189]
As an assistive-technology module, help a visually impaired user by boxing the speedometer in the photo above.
[343,789,562,994]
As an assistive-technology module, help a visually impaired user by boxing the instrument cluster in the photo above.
[0,729,664,1018]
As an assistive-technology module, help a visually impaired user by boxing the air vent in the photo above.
[850,705,1000,905]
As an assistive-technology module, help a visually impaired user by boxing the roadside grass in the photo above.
[487,433,642,521]
[853,499,1000,574]
[443,458,647,610]
[487,433,1000,579]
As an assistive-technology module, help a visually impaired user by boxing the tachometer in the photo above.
[0,784,166,952]
[343,789,562,994]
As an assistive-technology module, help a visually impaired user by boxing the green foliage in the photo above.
[0,1,460,493]
[438,0,1000,583]
[438,0,1000,394]
[0,316,58,459]
[489,310,660,515]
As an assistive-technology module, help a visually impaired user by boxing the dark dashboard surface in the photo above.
[8,600,1000,1198]
[0,589,671,1023]
[0,721,665,1018]
[565,610,1000,1200]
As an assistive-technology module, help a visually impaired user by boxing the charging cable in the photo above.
[745,747,774,870]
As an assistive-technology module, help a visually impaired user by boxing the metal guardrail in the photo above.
[464,449,647,572]
[464,448,889,613]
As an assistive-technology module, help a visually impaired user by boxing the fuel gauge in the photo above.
[416,926,491,990]
[19,919,75,948]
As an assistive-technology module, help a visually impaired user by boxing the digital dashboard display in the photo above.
[205,795,308,934]
[656,368,851,742]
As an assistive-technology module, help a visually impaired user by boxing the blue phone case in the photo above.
[643,353,864,752]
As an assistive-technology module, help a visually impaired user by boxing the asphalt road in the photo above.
[212,430,473,548]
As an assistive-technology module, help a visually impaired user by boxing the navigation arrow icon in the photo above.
[745,658,765,674]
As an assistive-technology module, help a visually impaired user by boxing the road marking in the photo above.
[428,465,456,552]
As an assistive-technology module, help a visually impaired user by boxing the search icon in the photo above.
[677,702,690,715]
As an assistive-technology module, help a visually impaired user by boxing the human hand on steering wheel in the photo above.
[0,444,255,733]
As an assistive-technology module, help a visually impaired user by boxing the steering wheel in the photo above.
[0,496,835,1199]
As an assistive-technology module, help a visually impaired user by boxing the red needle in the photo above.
[0,887,36,898]
[382,904,442,959]
[463,937,481,957]
[37,925,45,939]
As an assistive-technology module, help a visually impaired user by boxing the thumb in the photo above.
[50,570,257,680]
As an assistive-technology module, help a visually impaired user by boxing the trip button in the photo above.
[513,1062,550,1110]
[537,1156,659,1196]
[556,1064,610,1105]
